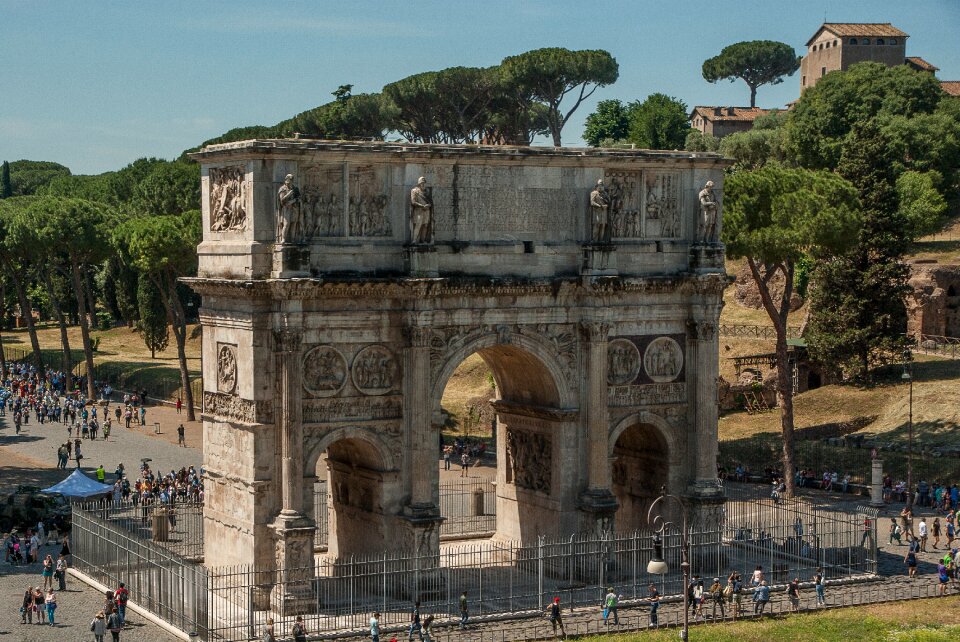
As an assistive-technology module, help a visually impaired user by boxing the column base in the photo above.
[689,243,724,272]
[685,482,726,530]
[272,244,311,277]
[398,506,445,601]
[270,513,317,615]
[579,489,619,535]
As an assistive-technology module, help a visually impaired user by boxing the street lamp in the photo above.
[902,349,914,511]
[647,486,690,641]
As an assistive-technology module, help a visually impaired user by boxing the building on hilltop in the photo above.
[799,23,944,91]
[688,106,771,138]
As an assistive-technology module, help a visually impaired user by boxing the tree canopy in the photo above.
[6,160,71,196]
[500,48,618,146]
[702,40,800,107]
[582,99,633,147]
[626,93,689,150]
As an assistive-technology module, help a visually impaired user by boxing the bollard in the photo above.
[154,422,161,434]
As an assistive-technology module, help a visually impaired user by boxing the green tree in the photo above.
[114,210,201,420]
[583,99,633,146]
[684,130,720,152]
[787,62,944,170]
[702,40,800,108]
[1,162,11,198]
[806,122,911,380]
[896,171,948,238]
[500,48,619,146]
[22,197,109,399]
[718,126,788,170]
[129,160,200,216]
[626,93,689,150]
[724,166,861,497]
[136,273,168,358]
[276,93,393,141]
[8,160,71,196]
[0,197,44,372]
[881,98,960,191]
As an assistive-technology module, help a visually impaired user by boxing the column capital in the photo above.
[404,324,432,348]
[686,319,717,342]
[273,328,303,354]
[578,321,610,343]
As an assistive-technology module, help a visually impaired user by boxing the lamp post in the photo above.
[647,487,690,641]
[902,349,914,511]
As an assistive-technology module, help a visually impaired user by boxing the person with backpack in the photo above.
[91,611,107,642]
[889,518,902,545]
[709,577,726,619]
[545,597,565,640]
[292,615,307,642]
[114,583,129,626]
[458,591,468,629]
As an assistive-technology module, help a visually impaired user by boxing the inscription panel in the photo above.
[302,396,403,424]
[608,382,687,407]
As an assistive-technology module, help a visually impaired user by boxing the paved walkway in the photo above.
[0,543,178,641]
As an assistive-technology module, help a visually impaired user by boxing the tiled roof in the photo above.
[906,56,939,72]
[807,23,908,45]
[690,106,771,122]
[941,81,960,97]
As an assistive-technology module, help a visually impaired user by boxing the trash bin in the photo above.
[152,509,170,541]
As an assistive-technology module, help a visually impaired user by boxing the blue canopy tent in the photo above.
[41,469,114,498]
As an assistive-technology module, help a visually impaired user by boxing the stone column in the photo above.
[686,319,724,511]
[870,460,884,507]
[270,327,315,613]
[403,325,440,515]
[579,321,618,531]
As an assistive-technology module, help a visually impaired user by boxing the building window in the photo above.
[876,38,885,45]
[802,75,806,87]
[821,67,826,77]
[862,38,870,45]
[833,40,838,47]
[849,38,858,45]
[890,38,898,45]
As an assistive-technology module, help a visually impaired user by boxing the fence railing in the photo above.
[719,324,801,340]
[72,501,209,638]
[80,498,206,560]
[913,333,960,360]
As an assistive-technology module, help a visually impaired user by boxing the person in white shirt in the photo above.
[919,518,928,552]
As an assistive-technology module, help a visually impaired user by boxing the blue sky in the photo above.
[2,0,957,175]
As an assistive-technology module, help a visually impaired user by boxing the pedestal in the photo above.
[405,244,439,277]
[870,459,884,507]
[272,244,311,277]
[579,490,619,535]
[689,243,724,272]
[581,243,618,276]
[270,513,317,615]
[399,507,445,600]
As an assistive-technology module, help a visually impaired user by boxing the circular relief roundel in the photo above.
[216,345,238,394]
[607,338,641,385]
[302,346,348,397]
[643,337,683,383]
[351,345,399,396]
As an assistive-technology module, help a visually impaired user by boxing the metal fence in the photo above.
[80,498,206,560]
[312,478,497,549]
[72,501,209,638]
[913,333,960,360]
[72,490,876,641]
[719,324,801,340]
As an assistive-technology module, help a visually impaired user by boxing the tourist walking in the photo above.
[939,560,950,596]
[262,617,275,642]
[408,601,422,641]
[421,615,434,642]
[292,615,307,642]
[751,565,764,587]
[178,423,186,447]
[647,583,661,627]
[56,554,68,591]
[602,587,619,625]
[369,612,380,642]
[114,582,129,625]
[460,452,469,477]
[905,544,918,578]
[33,586,44,623]
[889,518,902,545]
[814,568,826,606]
[787,577,801,612]
[459,591,468,628]
[45,589,57,626]
[545,597,566,639]
[919,517,928,552]
[934,517,942,549]
[21,586,34,624]
[107,607,122,641]
[42,553,55,590]
[709,577,726,618]
[91,611,107,642]
[752,581,770,615]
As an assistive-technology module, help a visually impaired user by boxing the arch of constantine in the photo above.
[185,140,730,579]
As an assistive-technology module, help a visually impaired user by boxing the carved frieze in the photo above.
[302,396,403,424]
[608,382,687,407]
[607,171,642,239]
[352,345,399,395]
[644,172,681,239]
[349,165,392,237]
[302,346,347,397]
[643,337,684,383]
[301,164,344,238]
[505,428,552,494]
[607,338,641,385]
[216,343,238,394]
[209,166,247,232]
[203,391,273,424]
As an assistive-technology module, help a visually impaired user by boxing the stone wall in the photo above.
[907,261,960,338]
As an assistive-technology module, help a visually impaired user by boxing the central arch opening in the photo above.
[437,339,574,543]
